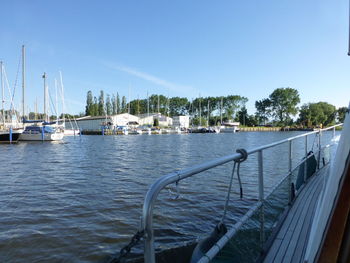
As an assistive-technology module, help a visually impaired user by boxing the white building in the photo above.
[73,113,139,131]
[172,116,190,128]
[138,113,173,127]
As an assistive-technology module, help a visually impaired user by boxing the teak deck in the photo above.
[262,166,328,263]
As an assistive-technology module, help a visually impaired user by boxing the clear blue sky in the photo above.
[0,0,349,115]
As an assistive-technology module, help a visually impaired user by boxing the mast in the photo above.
[1,61,4,127]
[55,78,58,125]
[207,100,210,126]
[22,45,25,123]
[199,94,201,126]
[0,61,5,128]
[35,98,38,120]
[220,97,223,125]
[157,94,160,113]
[59,71,65,126]
[147,91,149,118]
[43,72,47,122]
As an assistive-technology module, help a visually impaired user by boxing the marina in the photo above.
[1,1,349,262]
[0,129,343,262]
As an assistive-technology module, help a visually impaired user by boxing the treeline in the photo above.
[84,88,347,127]
[253,87,346,127]
[84,90,248,120]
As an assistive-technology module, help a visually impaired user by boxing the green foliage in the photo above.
[298,102,336,127]
[106,94,112,115]
[112,94,117,115]
[337,107,348,123]
[255,98,271,125]
[236,106,258,126]
[116,93,120,114]
[192,117,207,126]
[121,96,127,113]
[269,87,300,125]
[85,91,93,116]
[98,90,105,116]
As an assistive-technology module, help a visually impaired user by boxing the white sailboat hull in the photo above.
[20,132,64,141]
[64,129,80,136]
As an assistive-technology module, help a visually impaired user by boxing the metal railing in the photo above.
[141,124,342,263]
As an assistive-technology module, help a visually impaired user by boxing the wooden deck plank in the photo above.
[291,184,321,263]
[283,177,323,262]
[291,169,328,262]
[262,176,318,263]
[271,176,322,263]
[262,166,328,263]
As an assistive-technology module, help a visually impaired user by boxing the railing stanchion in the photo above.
[333,126,336,139]
[318,130,322,169]
[304,135,308,182]
[258,150,265,248]
[288,140,292,203]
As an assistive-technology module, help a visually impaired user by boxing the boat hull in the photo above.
[19,132,64,141]
[0,132,21,143]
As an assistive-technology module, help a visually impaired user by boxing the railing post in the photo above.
[318,130,322,169]
[258,150,265,247]
[333,126,336,139]
[304,135,308,182]
[288,140,292,203]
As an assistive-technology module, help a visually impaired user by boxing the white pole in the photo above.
[55,78,58,124]
[43,73,47,122]
[1,61,4,127]
[59,71,65,126]
[22,45,25,123]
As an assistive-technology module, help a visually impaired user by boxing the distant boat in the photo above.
[0,58,23,143]
[19,72,64,141]
[20,124,64,141]
[0,129,21,143]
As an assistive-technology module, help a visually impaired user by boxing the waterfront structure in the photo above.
[220,121,240,133]
[172,116,189,129]
[138,113,173,127]
[74,113,139,131]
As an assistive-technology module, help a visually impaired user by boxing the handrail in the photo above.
[141,124,343,263]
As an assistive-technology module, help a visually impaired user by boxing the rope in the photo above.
[221,148,248,223]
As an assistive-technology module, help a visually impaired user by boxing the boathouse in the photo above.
[172,116,189,128]
[73,113,139,131]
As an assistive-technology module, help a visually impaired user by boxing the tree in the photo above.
[255,98,271,125]
[169,97,189,116]
[298,102,336,127]
[92,96,98,116]
[112,94,117,115]
[121,96,127,113]
[269,87,300,125]
[337,107,348,123]
[116,93,121,114]
[106,94,112,115]
[85,91,93,116]
[98,90,105,115]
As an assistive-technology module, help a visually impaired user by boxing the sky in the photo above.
[0,0,349,115]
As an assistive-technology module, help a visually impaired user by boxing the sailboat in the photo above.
[0,57,23,143]
[20,72,64,141]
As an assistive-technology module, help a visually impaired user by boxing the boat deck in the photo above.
[262,166,328,263]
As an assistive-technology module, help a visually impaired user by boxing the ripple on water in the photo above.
[0,131,338,262]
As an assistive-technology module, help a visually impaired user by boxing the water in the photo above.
[0,131,337,262]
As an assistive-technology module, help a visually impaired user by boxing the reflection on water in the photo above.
[0,131,338,262]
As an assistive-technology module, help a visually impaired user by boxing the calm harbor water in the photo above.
[0,131,337,262]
